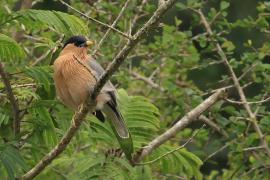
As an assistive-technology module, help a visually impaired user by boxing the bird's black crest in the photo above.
[63,35,87,47]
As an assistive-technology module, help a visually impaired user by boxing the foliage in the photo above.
[0,34,25,62]
[0,0,270,179]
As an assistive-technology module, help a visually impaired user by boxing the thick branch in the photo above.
[0,62,20,136]
[195,9,270,157]
[133,89,226,162]
[21,1,177,179]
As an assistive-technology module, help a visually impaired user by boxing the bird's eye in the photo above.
[77,42,86,47]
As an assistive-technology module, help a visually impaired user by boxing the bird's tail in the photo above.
[103,103,133,160]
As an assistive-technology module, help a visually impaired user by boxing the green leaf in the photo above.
[133,165,152,180]
[23,66,53,95]
[89,89,160,149]
[220,1,230,10]
[0,144,28,179]
[29,106,57,147]
[0,112,9,126]
[0,34,25,62]
[17,10,89,35]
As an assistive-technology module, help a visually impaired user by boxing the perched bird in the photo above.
[53,35,133,160]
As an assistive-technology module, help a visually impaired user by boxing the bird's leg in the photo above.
[72,104,84,127]
[71,114,77,127]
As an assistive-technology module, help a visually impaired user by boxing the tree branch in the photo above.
[130,71,165,92]
[194,9,270,158]
[199,115,228,138]
[203,141,233,162]
[133,89,226,163]
[129,0,149,34]
[0,62,20,137]
[225,96,270,105]
[59,0,131,39]
[21,0,177,179]
[92,0,131,56]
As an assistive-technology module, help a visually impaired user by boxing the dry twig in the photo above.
[204,141,233,162]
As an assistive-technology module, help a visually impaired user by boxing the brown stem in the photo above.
[199,115,229,138]
[0,62,20,137]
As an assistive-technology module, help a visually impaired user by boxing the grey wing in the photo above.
[87,57,117,103]
[87,57,105,77]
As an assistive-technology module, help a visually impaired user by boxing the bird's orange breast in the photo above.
[53,53,96,110]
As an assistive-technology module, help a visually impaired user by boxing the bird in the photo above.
[53,35,133,160]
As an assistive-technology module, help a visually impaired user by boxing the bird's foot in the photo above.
[72,119,76,127]
[105,148,124,158]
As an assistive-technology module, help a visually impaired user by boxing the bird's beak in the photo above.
[85,40,95,48]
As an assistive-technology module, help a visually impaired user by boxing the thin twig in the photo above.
[21,1,177,179]
[92,0,131,56]
[0,62,20,136]
[190,60,224,70]
[31,34,65,66]
[254,92,268,116]
[135,124,206,165]
[58,0,131,39]
[209,11,221,25]
[202,81,253,96]
[243,146,265,152]
[204,141,232,162]
[218,62,259,84]
[195,8,270,157]
[130,71,165,92]
[237,62,259,81]
[199,115,228,138]
[12,83,36,88]
[225,96,270,105]
[245,92,268,135]
[158,173,186,180]
[130,0,149,35]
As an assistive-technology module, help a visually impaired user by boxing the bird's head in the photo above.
[63,35,95,49]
